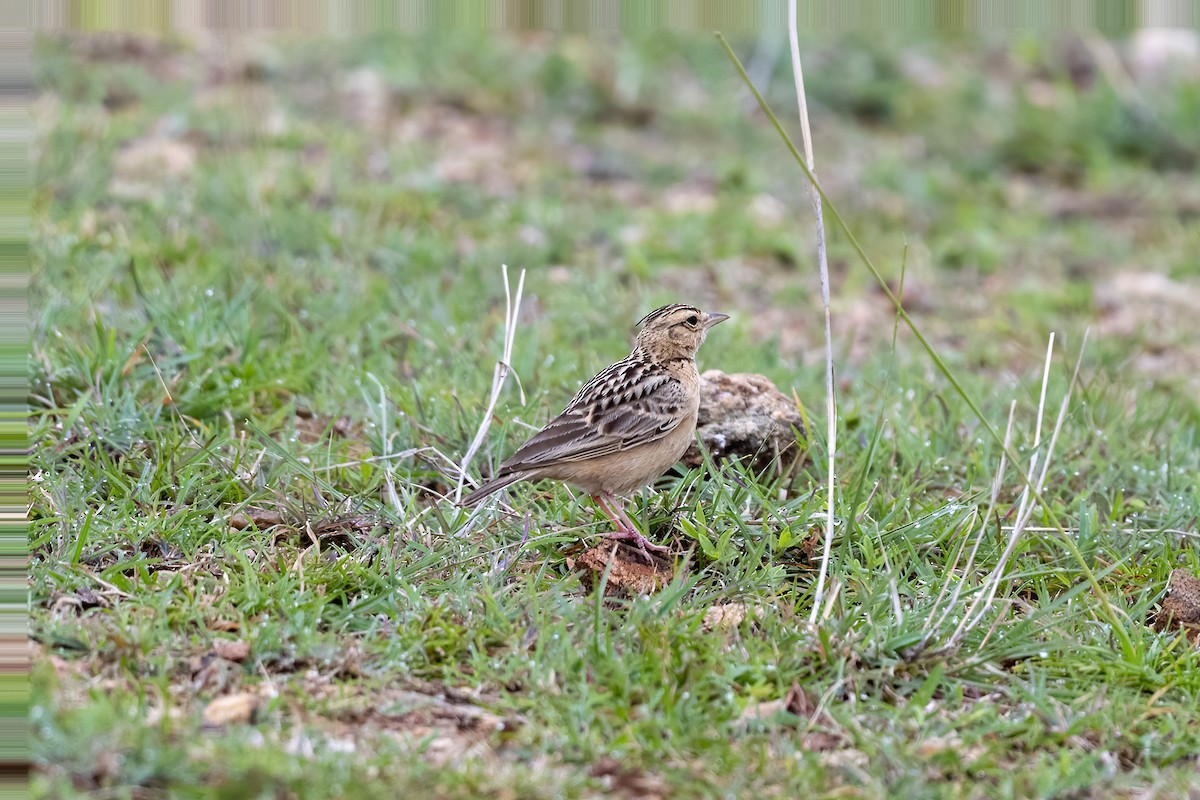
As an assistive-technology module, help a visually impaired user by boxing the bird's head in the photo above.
[634,303,729,360]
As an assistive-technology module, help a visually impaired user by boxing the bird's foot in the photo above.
[601,528,671,562]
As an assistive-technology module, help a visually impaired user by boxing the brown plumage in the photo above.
[460,303,729,557]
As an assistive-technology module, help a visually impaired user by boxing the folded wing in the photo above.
[499,359,687,472]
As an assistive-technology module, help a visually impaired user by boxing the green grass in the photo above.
[31,30,1200,798]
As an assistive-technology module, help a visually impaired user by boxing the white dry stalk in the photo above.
[949,332,1088,648]
[972,336,1059,611]
[1005,527,1198,539]
[312,447,432,472]
[819,577,841,622]
[367,372,405,517]
[871,516,903,624]
[949,372,1053,647]
[454,265,527,503]
[922,402,1016,649]
[1034,333,1055,449]
[788,0,838,625]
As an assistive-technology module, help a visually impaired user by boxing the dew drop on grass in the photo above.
[205,287,214,297]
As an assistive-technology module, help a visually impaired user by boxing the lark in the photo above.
[460,303,729,558]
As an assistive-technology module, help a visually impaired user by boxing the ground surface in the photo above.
[30,30,1200,798]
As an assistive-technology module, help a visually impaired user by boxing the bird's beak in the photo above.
[703,312,730,329]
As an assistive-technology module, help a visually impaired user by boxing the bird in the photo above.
[460,303,729,559]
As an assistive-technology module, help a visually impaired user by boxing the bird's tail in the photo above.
[458,471,526,508]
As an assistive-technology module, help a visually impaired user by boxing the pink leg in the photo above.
[592,493,670,560]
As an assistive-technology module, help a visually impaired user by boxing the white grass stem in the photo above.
[819,578,841,622]
[788,0,837,626]
[312,447,432,472]
[1003,526,1198,539]
[455,265,526,503]
[1035,332,1055,448]
[922,402,1016,649]
[367,372,404,516]
[951,332,1087,647]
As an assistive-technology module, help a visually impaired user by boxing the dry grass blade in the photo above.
[947,332,1090,649]
[919,402,1016,652]
[366,372,404,516]
[455,265,527,503]
[784,0,838,625]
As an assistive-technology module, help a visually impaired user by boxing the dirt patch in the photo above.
[567,542,674,596]
[312,684,522,767]
[590,756,668,799]
[738,683,848,751]
[227,503,384,550]
[1095,272,1200,394]
[109,131,197,201]
[290,408,364,449]
[1152,568,1200,644]
[393,103,534,197]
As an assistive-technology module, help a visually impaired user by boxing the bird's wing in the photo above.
[499,357,689,472]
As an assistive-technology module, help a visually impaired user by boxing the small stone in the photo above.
[203,692,259,726]
[212,639,251,662]
[702,603,762,630]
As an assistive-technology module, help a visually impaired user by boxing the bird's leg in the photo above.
[592,493,670,558]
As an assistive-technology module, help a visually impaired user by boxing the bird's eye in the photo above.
[686,315,699,326]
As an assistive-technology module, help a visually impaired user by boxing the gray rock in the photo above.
[681,370,806,472]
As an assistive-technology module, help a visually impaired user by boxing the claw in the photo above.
[601,528,671,561]
[592,493,671,562]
